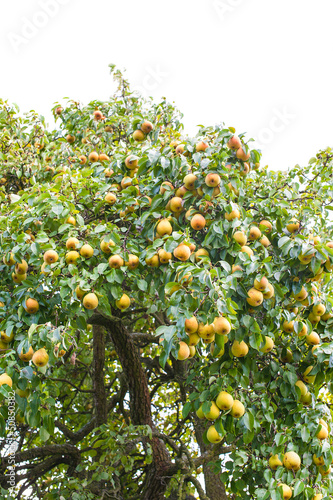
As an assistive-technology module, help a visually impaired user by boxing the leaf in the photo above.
[182,402,192,419]
[293,480,304,496]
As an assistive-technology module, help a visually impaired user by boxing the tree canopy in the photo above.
[0,65,333,500]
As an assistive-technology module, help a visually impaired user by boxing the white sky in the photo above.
[1,0,333,171]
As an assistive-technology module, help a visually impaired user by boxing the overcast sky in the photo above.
[1,0,333,171]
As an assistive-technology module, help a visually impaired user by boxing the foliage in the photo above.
[0,66,332,499]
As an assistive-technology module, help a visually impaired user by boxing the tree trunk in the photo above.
[89,313,174,500]
[194,419,228,500]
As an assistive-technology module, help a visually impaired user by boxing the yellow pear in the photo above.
[0,373,12,387]
[213,317,231,335]
[231,400,245,418]
[32,348,49,367]
[216,391,233,411]
[283,451,301,471]
[116,294,130,311]
[231,340,248,357]
[177,341,190,360]
[246,288,263,307]
[205,401,220,421]
[269,454,282,470]
[207,425,223,443]
[83,293,99,310]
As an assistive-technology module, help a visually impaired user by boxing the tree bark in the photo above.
[194,419,228,500]
[89,312,173,500]
[92,324,107,426]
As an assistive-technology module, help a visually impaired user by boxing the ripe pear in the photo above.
[313,303,326,316]
[156,219,172,237]
[292,286,308,301]
[286,219,300,233]
[75,286,86,300]
[66,251,80,265]
[188,345,196,358]
[260,336,274,353]
[316,422,329,440]
[3,253,15,265]
[83,293,99,310]
[205,173,220,187]
[140,121,153,134]
[185,317,198,334]
[283,451,301,471]
[25,298,39,314]
[241,246,254,257]
[236,147,250,161]
[231,340,248,357]
[213,317,231,335]
[195,248,209,262]
[254,276,269,291]
[246,288,263,307]
[100,238,115,253]
[225,208,240,221]
[313,454,325,466]
[188,333,200,346]
[278,483,292,500]
[227,135,241,149]
[160,181,174,194]
[116,294,130,311]
[145,254,159,267]
[80,244,94,258]
[125,254,140,269]
[19,346,34,362]
[43,250,59,264]
[196,405,205,419]
[196,141,209,152]
[183,174,197,190]
[125,155,139,169]
[259,220,272,232]
[105,192,117,204]
[0,373,12,387]
[303,366,316,384]
[88,151,99,163]
[66,237,79,250]
[305,331,320,345]
[260,235,271,248]
[108,255,124,269]
[295,380,308,396]
[15,259,28,275]
[231,400,245,418]
[191,214,206,230]
[1,330,14,343]
[282,320,294,333]
[207,425,223,443]
[248,226,261,241]
[269,454,282,470]
[205,401,220,421]
[177,341,190,360]
[173,244,191,261]
[233,231,247,246]
[133,130,145,142]
[158,249,172,264]
[169,197,183,213]
[216,391,233,411]
[198,323,215,339]
[32,348,49,367]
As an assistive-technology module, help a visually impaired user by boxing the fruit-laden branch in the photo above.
[88,311,175,500]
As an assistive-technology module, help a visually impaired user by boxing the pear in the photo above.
[177,341,190,360]
[206,425,223,443]
[231,340,248,357]
[83,293,99,310]
[230,400,245,418]
[283,451,301,471]
[216,391,233,411]
[32,348,49,367]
